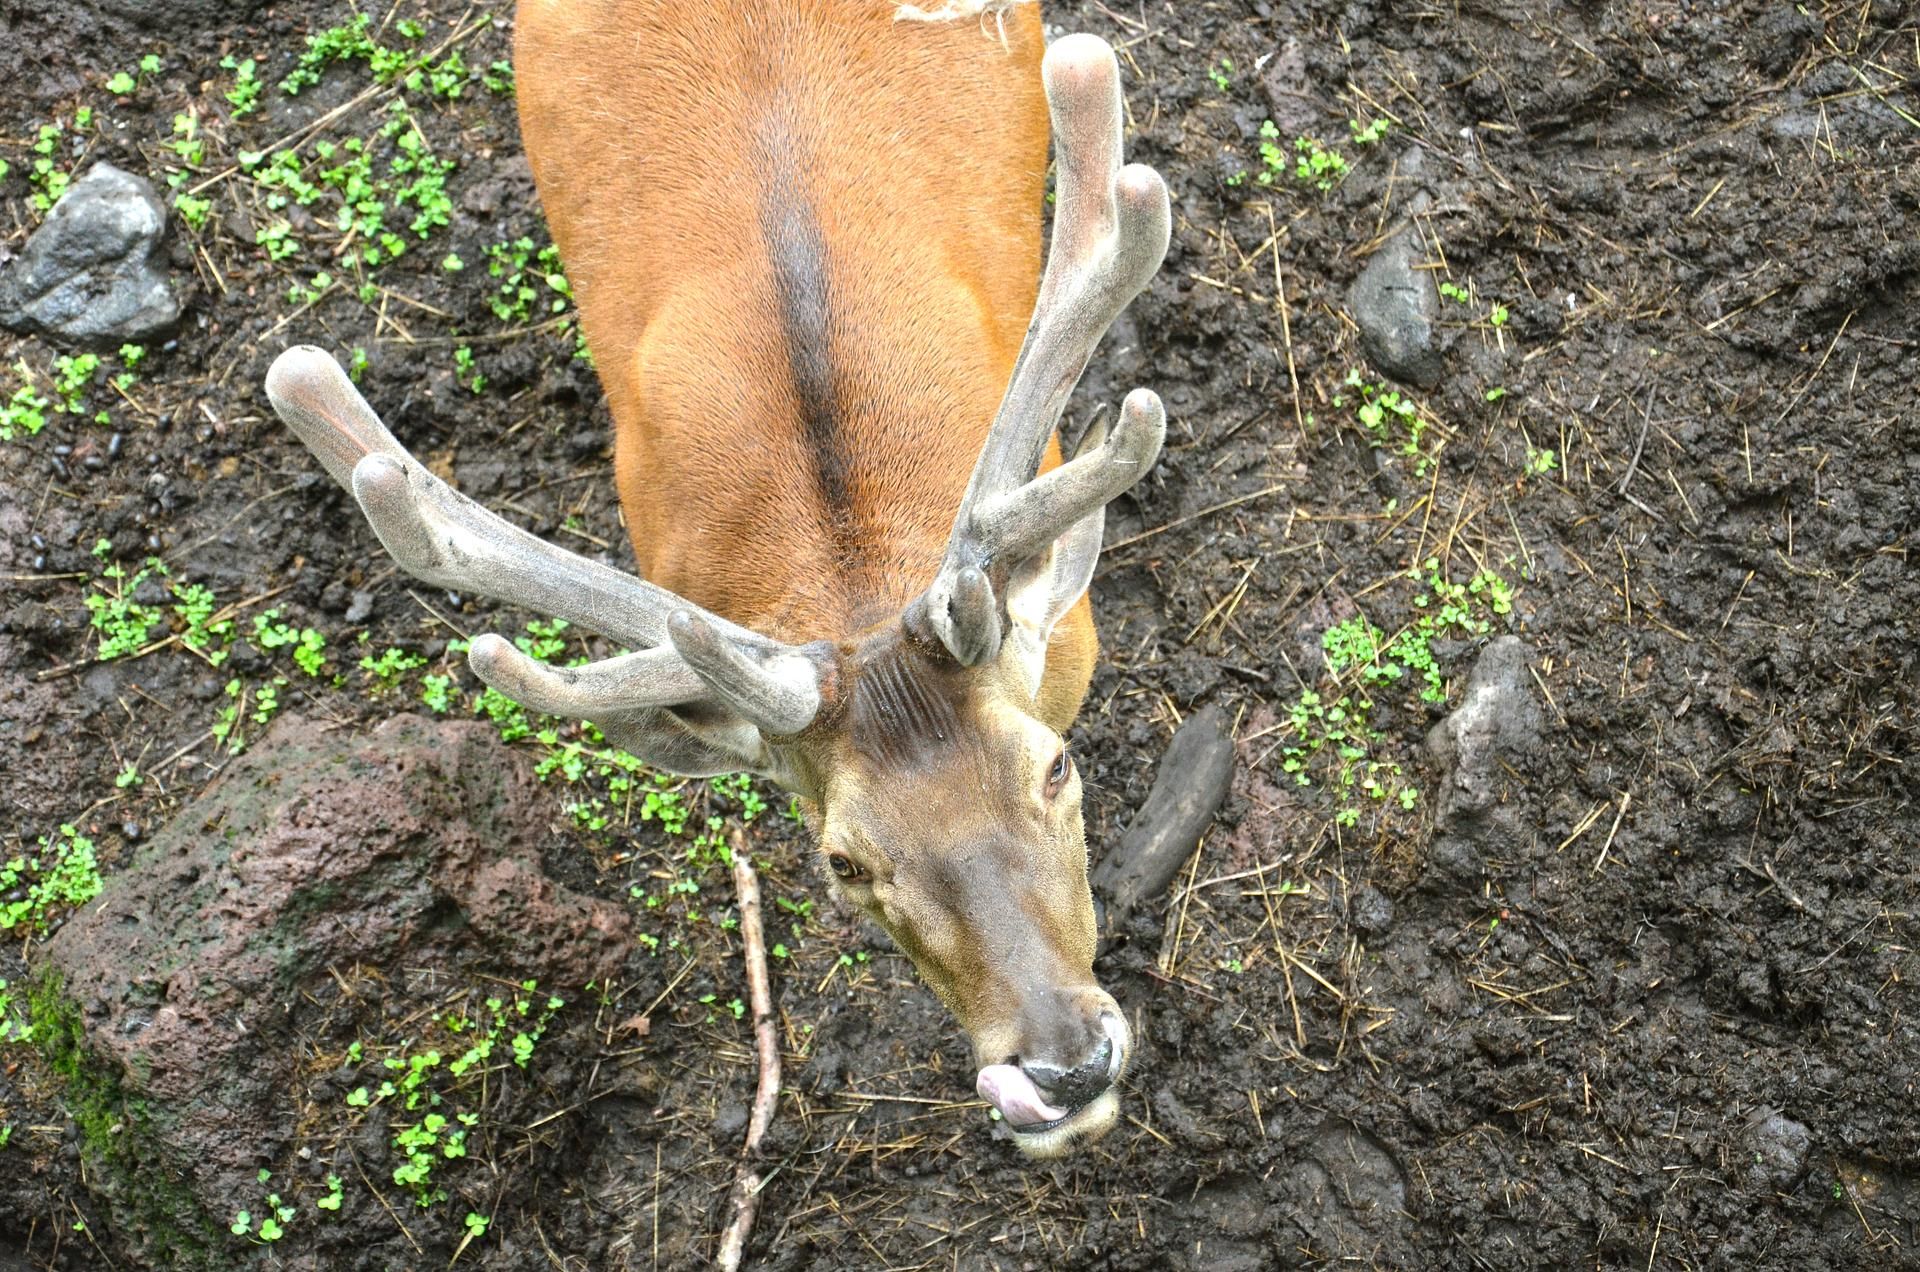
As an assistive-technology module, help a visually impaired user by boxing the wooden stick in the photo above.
[717,832,780,1271]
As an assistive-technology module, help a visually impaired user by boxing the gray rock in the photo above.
[1347,222,1443,389]
[0,163,180,347]
[1746,1109,1811,1186]
[1425,636,1543,826]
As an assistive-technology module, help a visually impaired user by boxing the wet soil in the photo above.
[2,0,1916,1268]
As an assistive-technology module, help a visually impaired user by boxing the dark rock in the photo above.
[1091,705,1236,943]
[0,163,180,348]
[37,713,629,1262]
[1345,150,1443,390]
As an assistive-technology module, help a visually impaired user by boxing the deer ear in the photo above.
[1001,503,1103,699]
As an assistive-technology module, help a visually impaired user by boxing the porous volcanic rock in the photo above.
[36,712,628,1264]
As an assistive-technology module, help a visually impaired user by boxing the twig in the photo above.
[717,831,780,1271]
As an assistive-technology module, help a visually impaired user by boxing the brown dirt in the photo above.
[2,0,1916,1269]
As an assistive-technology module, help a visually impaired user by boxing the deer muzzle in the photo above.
[974,1003,1130,1154]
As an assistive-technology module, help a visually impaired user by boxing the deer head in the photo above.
[265,33,1167,1157]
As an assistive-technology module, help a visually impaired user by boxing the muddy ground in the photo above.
[2,0,1916,1268]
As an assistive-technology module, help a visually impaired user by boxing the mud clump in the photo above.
[35,713,628,1267]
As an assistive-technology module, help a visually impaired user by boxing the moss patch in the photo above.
[28,970,226,1269]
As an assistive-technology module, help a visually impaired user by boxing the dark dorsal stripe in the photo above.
[759,185,856,547]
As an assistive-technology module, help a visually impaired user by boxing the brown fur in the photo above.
[517,0,1119,1145]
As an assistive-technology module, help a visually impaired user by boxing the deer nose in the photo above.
[1021,1035,1114,1113]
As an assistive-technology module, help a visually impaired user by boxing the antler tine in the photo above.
[466,637,707,720]
[266,346,826,738]
[924,34,1170,665]
[967,387,1163,568]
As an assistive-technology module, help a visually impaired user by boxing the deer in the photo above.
[264,1,1169,1158]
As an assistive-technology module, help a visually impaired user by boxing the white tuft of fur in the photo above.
[1005,1088,1121,1159]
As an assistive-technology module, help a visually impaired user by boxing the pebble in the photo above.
[0,163,181,347]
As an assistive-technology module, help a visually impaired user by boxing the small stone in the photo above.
[1347,224,1443,389]
[1746,1110,1810,1185]
[1425,637,1544,826]
[0,163,181,348]
[343,590,375,624]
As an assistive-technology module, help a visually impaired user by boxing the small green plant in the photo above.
[256,220,299,261]
[316,1174,345,1212]
[1438,280,1471,304]
[168,112,204,167]
[253,610,326,675]
[1526,445,1558,476]
[1350,117,1390,145]
[86,547,167,660]
[287,270,334,307]
[172,582,231,663]
[343,982,564,1207]
[174,192,213,231]
[1208,58,1232,92]
[1336,371,1434,474]
[1,978,33,1045]
[1292,134,1350,190]
[1,824,104,934]
[2,363,51,441]
[1277,564,1516,828]
[486,237,573,323]
[420,674,456,714]
[1255,120,1284,184]
[52,353,99,413]
[359,647,427,691]
[115,761,143,789]
[29,122,69,212]
[453,345,486,394]
[221,54,261,114]
[281,14,383,95]
[252,677,286,725]
[106,71,137,95]
[211,678,247,754]
[406,50,471,99]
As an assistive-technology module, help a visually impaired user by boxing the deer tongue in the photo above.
[976,1064,1068,1129]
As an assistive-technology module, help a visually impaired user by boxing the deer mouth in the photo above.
[975,1010,1130,1154]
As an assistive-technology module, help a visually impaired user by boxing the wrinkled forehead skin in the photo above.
[809,638,1099,1042]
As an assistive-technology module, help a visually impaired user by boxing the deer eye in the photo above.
[1044,748,1073,798]
[827,852,866,882]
